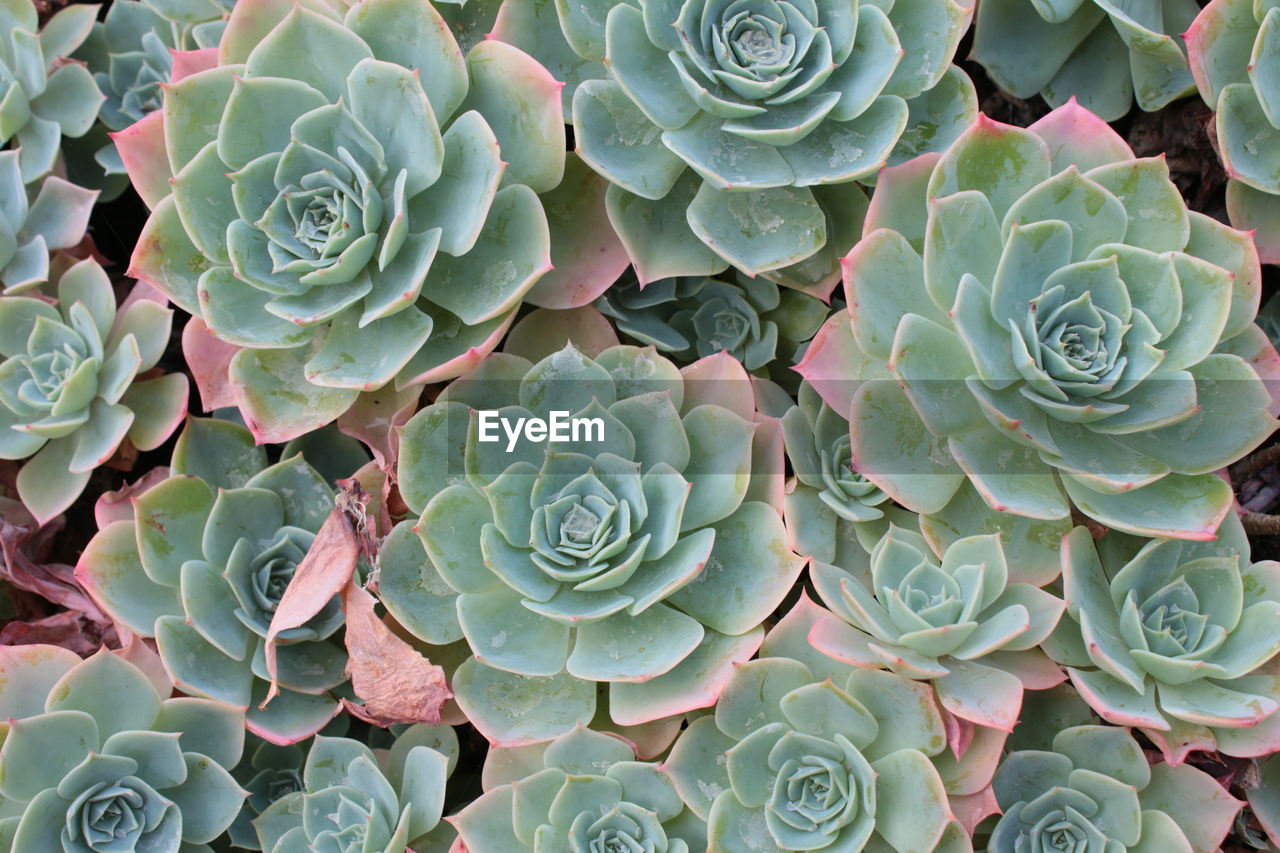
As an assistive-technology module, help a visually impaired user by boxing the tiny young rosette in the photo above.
[0,644,248,853]
[596,272,830,377]
[454,727,703,852]
[253,726,457,853]
[799,100,1277,541]
[381,344,803,745]
[71,0,187,186]
[973,0,1198,122]
[0,0,104,184]
[491,0,977,292]
[122,0,612,443]
[0,258,187,524]
[989,724,1242,852]
[1046,511,1280,764]
[1187,0,1280,264]
[76,417,350,745]
[781,379,891,562]
[808,520,1066,732]
[226,737,307,850]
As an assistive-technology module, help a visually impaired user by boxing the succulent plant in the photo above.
[1044,511,1280,764]
[1187,0,1280,265]
[454,726,704,852]
[989,724,1242,852]
[491,0,976,291]
[227,732,339,850]
[595,272,829,375]
[0,644,248,853]
[808,520,1066,732]
[781,379,891,561]
[83,3,178,131]
[0,151,98,294]
[382,344,802,745]
[76,417,350,745]
[973,0,1198,122]
[0,0,104,184]
[798,101,1277,541]
[663,651,982,852]
[123,0,578,443]
[0,258,188,524]
[72,0,182,184]
[253,726,457,853]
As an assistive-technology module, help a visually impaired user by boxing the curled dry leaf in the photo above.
[0,610,114,656]
[262,480,372,704]
[0,503,112,626]
[340,580,451,727]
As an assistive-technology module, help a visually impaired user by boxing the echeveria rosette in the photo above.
[595,271,828,373]
[663,649,986,853]
[0,151,98,294]
[76,417,350,745]
[807,521,1066,733]
[798,100,1277,541]
[1043,511,1280,764]
[491,0,976,292]
[990,725,1243,853]
[123,0,574,443]
[1187,0,1280,264]
[0,259,188,525]
[782,379,891,562]
[72,0,179,183]
[454,727,705,852]
[383,344,803,745]
[253,728,457,853]
[226,739,307,850]
[973,0,1198,122]
[0,644,248,853]
[0,0,104,184]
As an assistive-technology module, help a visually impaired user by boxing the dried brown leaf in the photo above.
[341,580,451,727]
[263,481,370,704]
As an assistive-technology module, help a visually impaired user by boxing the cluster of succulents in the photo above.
[6,0,1280,849]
